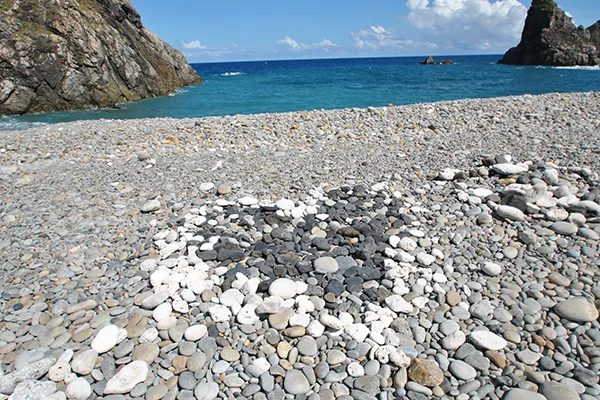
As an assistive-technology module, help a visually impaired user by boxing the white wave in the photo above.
[536,65,600,71]
[0,116,47,131]
[220,72,244,76]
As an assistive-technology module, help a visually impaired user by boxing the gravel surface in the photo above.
[0,92,598,400]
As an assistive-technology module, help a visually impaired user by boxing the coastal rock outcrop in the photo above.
[0,0,201,115]
[499,0,600,66]
[419,56,456,65]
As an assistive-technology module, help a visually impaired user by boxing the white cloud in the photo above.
[351,25,437,50]
[181,40,207,49]
[276,36,339,52]
[406,0,527,50]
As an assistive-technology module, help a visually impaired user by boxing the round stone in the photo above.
[283,369,310,395]
[347,362,365,377]
[221,348,240,362]
[131,343,159,365]
[184,325,208,341]
[408,359,444,387]
[66,377,91,400]
[314,257,339,274]
[297,336,318,357]
[449,360,477,381]
[555,298,599,322]
[194,382,219,400]
[269,278,297,299]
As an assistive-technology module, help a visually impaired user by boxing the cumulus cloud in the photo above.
[181,40,207,49]
[406,0,527,50]
[276,37,339,52]
[351,25,437,50]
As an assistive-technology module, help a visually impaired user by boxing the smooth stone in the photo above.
[449,360,477,381]
[503,388,547,400]
[283,369,310,395]
[91,325,120,354]
[297,336,318,357]
[551,221,578,236]
[71,349,98,376]
[104,361,149,394]
[194,382,219,400]
[555,299,599,322]
[141,200,161,213]
[470,331,507,351]
[314,257,339,274]
[184,325,208,341]
[481,262,501,276]
[540,381,579,400]
[269,279,297,299]
[131,343,159,365]
[66,377,92,400]
[496,205,525,221]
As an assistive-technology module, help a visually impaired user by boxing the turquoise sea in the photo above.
[2,54,600,130]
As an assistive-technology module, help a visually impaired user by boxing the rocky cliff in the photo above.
[0,0,202,115]
[499,0,600,66]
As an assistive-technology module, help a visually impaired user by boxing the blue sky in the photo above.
[130,0,600,62]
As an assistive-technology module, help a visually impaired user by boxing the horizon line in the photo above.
[188,53,504,65]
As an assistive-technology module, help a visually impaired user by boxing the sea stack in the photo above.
[499,0,600,66]
[0,0,202,115]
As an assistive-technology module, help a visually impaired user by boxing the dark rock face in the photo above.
[499,0,600,66]
[0,0,202,115]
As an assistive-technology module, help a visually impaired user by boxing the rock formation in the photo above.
[419,56,456,65]
[499,0,600,66]
[0,0,202,115]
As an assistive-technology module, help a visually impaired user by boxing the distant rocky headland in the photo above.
[0,0,201,115]
[500,0,600,66]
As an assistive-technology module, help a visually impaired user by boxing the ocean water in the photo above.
[2,55,600,130]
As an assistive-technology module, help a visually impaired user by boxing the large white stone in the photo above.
[91,325,119,354]
[319,314,344,330]
[220,289,245,307]
[268,278,297,299]
[208,305,232,322]
[70,349,98,376]
[152,303,172,322]
[66,377,92,400]
[184,325,208,341]
[470,330,508,351]
[237,304,259,325]
[385,295,413,313]
[481,262,502,276]
[104,360,149,394]
[345,324,370,342]
[276,199,295,210]
[492,163,528,176]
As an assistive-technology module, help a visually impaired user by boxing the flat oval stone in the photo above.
[503,388,547,400]
[283,369,310,394]
[470,331,507,351]
[555,298,599,322]
[496,205,525,221]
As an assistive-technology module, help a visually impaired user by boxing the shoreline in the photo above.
[0,91,598,399]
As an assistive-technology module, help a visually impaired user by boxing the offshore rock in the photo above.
[500,0,600,66]
[0,0,201,115]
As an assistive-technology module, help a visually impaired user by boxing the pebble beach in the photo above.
[0,91,599,400]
